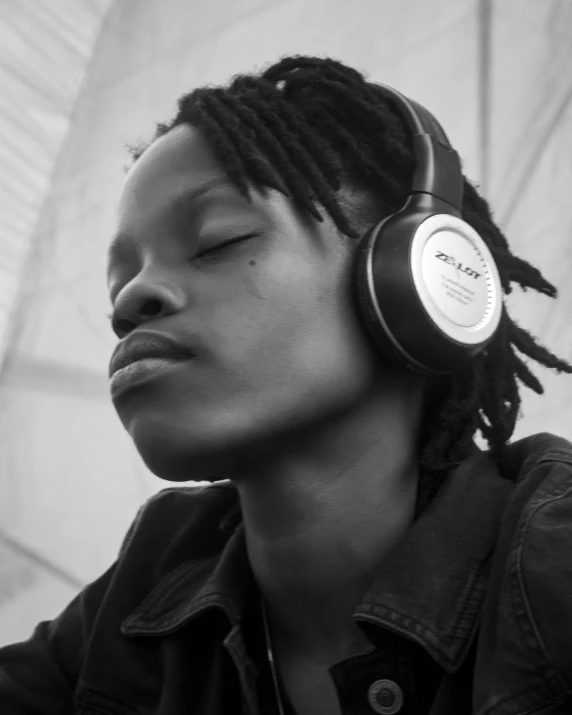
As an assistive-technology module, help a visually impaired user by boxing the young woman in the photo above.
[2,55,571,715]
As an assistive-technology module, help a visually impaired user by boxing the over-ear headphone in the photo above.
[353,84,502,375]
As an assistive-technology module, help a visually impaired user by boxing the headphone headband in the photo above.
[373,84,464,213]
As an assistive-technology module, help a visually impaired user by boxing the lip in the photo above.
[109,356,189,398]
[109,330,196,378]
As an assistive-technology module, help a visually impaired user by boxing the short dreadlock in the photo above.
[128,55,572,477]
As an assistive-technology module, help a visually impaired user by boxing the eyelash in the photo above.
[106,234,257,324]
[195,233,256,259]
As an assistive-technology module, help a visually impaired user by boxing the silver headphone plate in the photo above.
[410,214,502,345]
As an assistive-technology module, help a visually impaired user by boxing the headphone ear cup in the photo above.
[353,205,502,375]
[354,217,424,371]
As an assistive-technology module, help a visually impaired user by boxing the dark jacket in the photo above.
[1,433,572,714]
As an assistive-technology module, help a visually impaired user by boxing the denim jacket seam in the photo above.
[124,556,215,625]
[535,453,572,468]
[363,545,490,644]
[360,606,451,668]
[513,451,572,487]
[361,596,479,672]
[124,590,237,633]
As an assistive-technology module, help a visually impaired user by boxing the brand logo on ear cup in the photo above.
[434,250,482,279]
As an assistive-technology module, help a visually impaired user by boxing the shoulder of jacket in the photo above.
[502,433,572,689]
[497,432,572,486]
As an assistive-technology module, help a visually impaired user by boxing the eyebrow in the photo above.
[107,176,237,264]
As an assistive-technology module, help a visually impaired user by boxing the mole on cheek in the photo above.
[249,260,256,266]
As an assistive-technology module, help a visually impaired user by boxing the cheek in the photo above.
[291,289,380,398]
[206,255,313,354]
[215,257,379,403]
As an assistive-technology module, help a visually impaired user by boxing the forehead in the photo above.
[118,124,230,217]
[109,125,244,264]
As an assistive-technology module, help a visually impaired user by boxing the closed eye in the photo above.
[195,234,257,260]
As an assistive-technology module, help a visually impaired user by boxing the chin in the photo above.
[131,425,235,483]
[115,388,345,483]
[123,408,264,483]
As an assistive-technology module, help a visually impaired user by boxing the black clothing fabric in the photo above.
[1,433,572,714]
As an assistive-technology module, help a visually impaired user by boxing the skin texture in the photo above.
[107,124,426,681]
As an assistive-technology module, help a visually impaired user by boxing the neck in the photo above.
[232,385,422,664]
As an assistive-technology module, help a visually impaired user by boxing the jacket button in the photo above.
[367,679,404,714]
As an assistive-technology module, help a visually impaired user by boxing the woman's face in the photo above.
[107,124,390,482]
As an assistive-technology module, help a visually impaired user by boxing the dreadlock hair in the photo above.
[128,54,572,479]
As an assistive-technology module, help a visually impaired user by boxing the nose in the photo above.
[111,297,168,337]
[110,279,186,337]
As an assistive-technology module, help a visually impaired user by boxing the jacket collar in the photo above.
[354,449,513,673]
[121,448,513,674]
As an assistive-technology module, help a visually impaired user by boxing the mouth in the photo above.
[109,350,192,377]
[109,355,191,398]
[108,331,196,378]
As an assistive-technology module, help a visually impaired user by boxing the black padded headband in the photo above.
[374,83,463,212]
